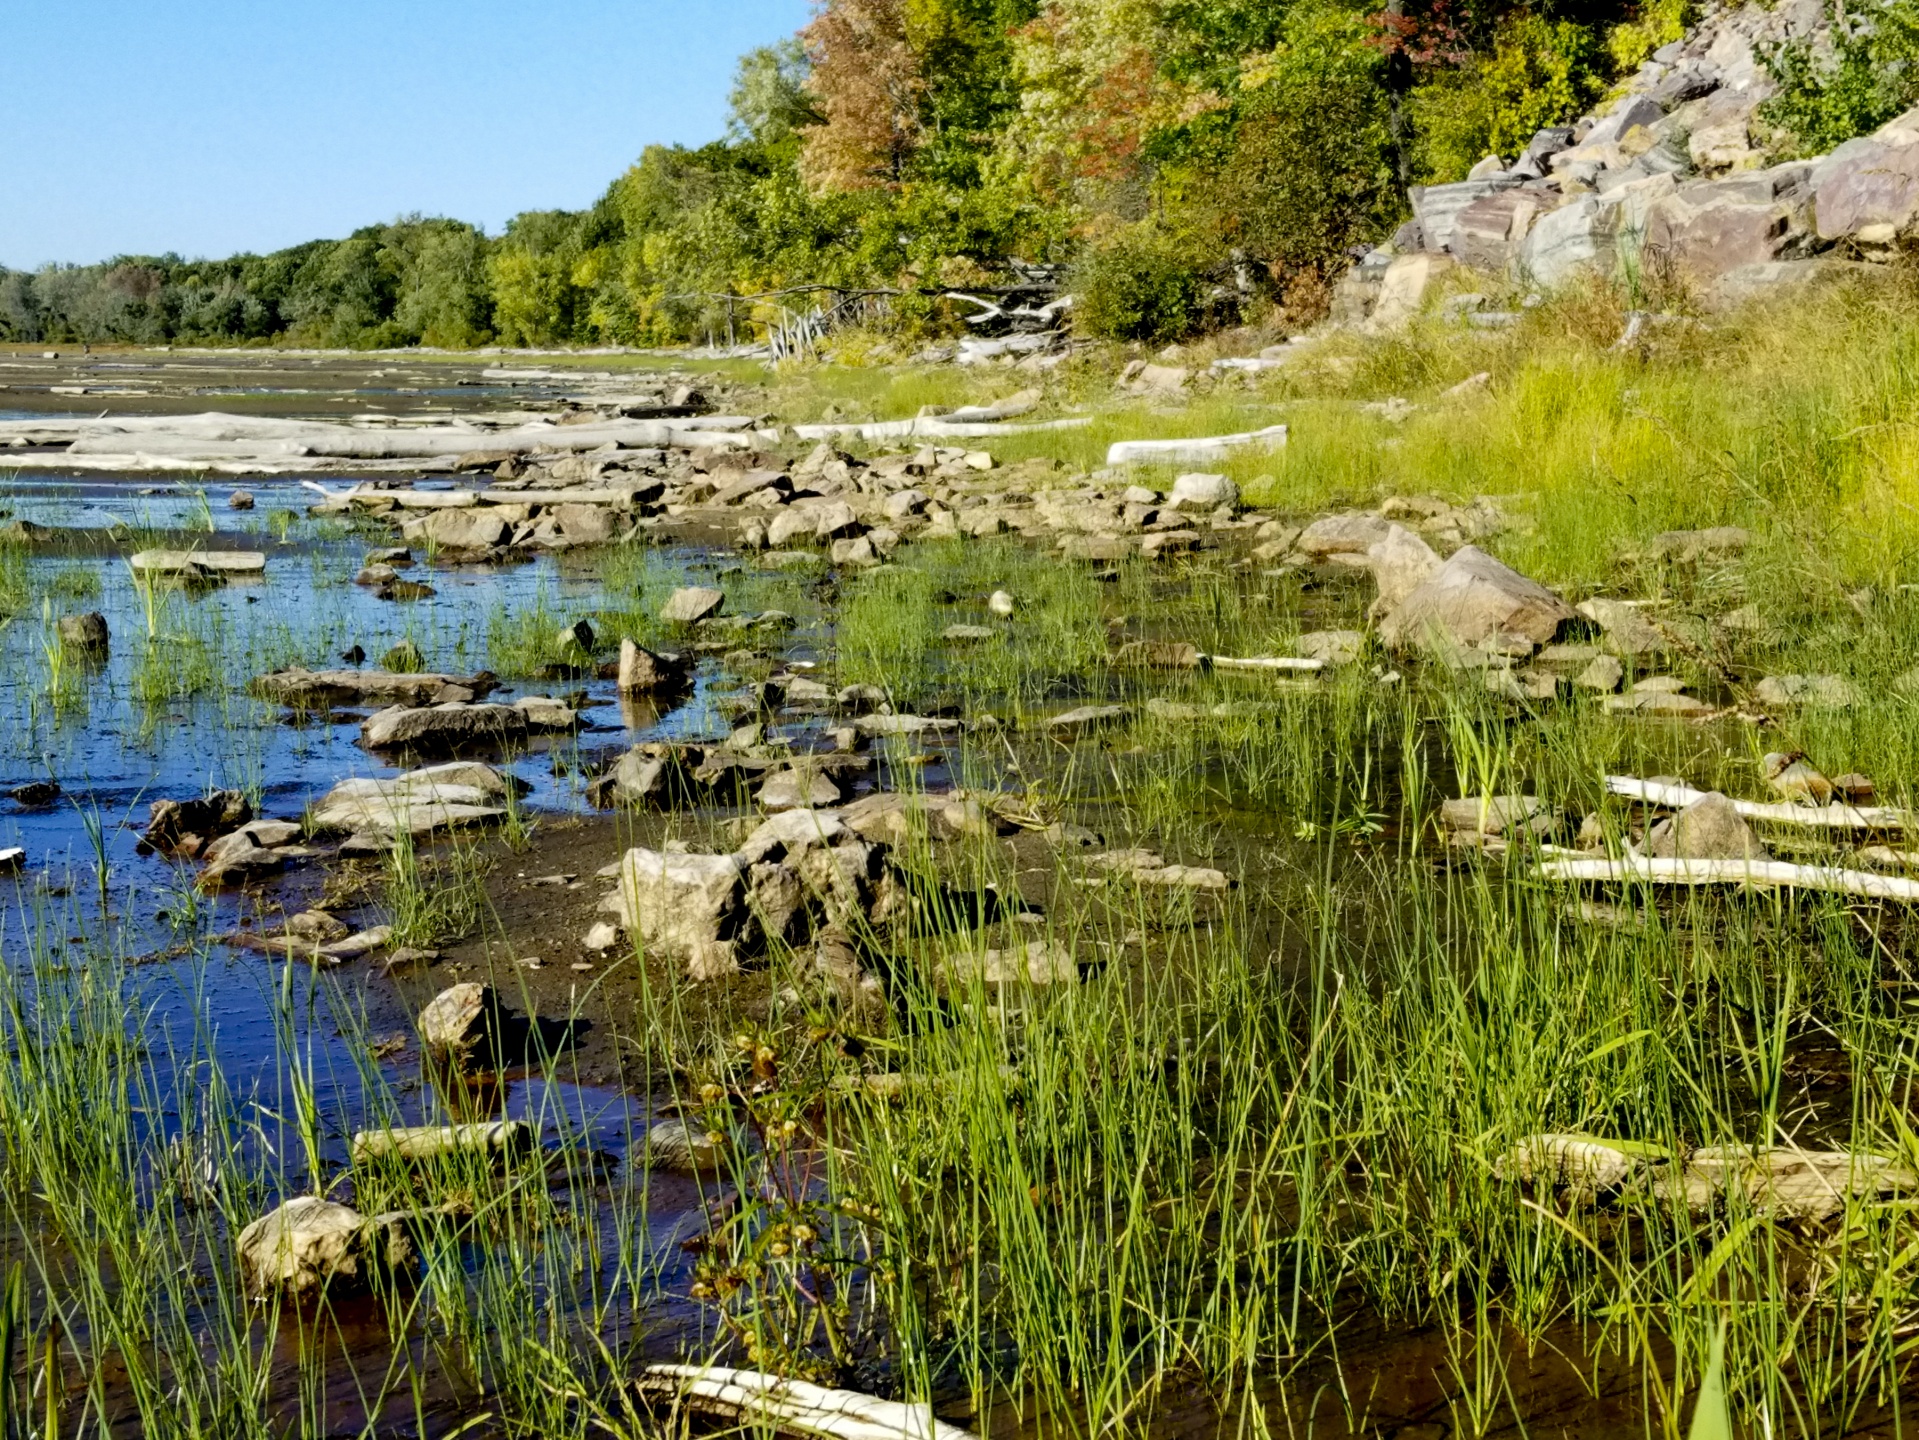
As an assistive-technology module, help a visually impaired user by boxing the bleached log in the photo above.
[791,416,1090,442]
[1537,853,1919,900]
[638,1366,973,1440]
[350,490,478,510]
[1106,425,1289,466]
[1605,776,1915,833]
[1207,654,1325,673]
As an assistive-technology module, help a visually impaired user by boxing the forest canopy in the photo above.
[2,0,1705,348]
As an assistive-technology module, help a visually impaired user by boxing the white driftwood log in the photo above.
[790,417,1090,442]
[639,1365,974,1440]
[1605,776,1915,833]
[1207,654,1325,673]
[1537,853,1919,900]
[1106,425,1288,466]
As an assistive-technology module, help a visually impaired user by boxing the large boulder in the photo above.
[618,848,748,978]
[1519,197,1609,288]
[1368,254,1457,328]
[1811,117,1919,241]
[1364,524,1443,614]
[419,508,512,552]
[1643,792,1771,862]
[1645,167,1812,282]
[1410,178,1525,253]
[235,1197,413,1297]
[1377,545,1577,653]
[1449,190,1543,272]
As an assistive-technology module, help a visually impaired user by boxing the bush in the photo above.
[1073,230,1206,343]
[1411,15,1609,182]
[1216,7,1399,288]
[1760,0,1919,157]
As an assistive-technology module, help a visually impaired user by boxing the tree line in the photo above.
[7,0,1897,350]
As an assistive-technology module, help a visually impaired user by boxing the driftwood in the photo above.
[1537,853,1919,900]
[1606,776,1915,833]
[1107,425,1289,466]
[637,1366,973,1440]
[1208,654,1325,673]
[791,416,1090,442]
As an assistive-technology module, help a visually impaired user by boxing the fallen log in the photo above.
[791,417,1090,442]
[637,1365,973,1440]
[1536,853,1919,901]
[1207,654,1325,673]
[1606,776,1915,833]
[1107,425,1289,466]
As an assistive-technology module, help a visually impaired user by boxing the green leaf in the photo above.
[1686,1317,1733,1440]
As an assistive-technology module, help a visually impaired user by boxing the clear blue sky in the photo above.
[0,1,814,269]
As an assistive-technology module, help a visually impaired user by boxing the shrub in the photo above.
[1411,15,1609,182]
[1760,0,1919,157]
[1072,230,1207,343]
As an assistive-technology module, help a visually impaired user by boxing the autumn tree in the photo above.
[800,0,925,191]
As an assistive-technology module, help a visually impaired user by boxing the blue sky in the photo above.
[0,1,813,268]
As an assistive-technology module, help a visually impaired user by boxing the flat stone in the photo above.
[660,587,725,624]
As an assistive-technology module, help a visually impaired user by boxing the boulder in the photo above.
[586,749,682,808]
[250,667,499,708]
[617,638,686,695]
[57,611,108,651]
[1645,173,1809,282]
[130,549,267,578]
[552,504,620,545]
[1449,190,1542,272]
[1754,673,1860,709]
[1364,524,1443,613]
[1410,178,1525,253]
[1295,512,1394,558]
[1811,124,1919,241]
[1167,473,1238,510]
[618,848,748,976]
[420,508,512,552]
[416,982,502,1059]
[1368,253,1457,328]
[235,1198,412,1297]
[360,697,578,750]
[308,763,515,838]
[1519,197,1609,288]
[759,769,842,812]
[646,1118,727,1173]
[144,790,252,855]
[660,586,724,624]
[1378,546,1577,652]
[1576,598,1670,656]
[1643,792,1771,862]
[1646,526,1750,562]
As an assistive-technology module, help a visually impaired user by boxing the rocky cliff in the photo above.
[1337,0,1919,321]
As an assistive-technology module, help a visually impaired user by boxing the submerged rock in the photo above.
[250,667,499,709]
[235,1197,414,1298]
[56,611,108,651]
[360,697,578,750]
